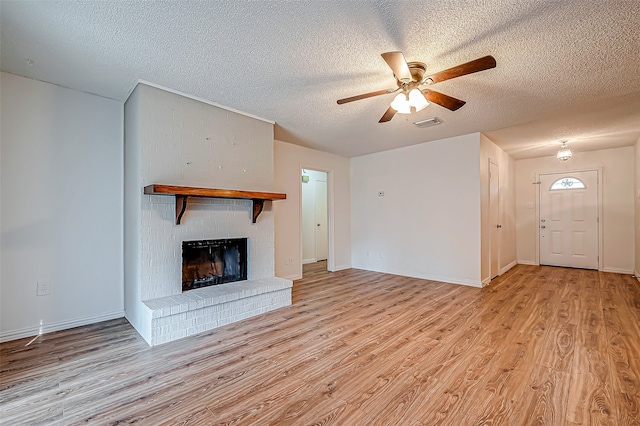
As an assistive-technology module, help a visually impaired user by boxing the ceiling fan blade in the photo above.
[425,55,496,84]
[422,89,466,111]
[337,89,394,105]
[381,51,412,82]
[379,106,397,123]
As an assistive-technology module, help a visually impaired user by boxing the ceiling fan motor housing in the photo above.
[395,62,427,86]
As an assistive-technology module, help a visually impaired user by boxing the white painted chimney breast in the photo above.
[135,84,276,300]
[125,83,287,345]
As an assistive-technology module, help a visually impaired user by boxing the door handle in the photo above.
[317,224,321,227]
[496,224,502,228]
[541,225,546,229]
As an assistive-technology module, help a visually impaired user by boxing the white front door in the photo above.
[539,170,598,269]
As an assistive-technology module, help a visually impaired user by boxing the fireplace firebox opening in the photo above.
[182,238,248,292]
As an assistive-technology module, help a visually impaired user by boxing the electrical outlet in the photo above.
[36,282,50,296]
[526,202,534,209]
[289,257,294,265]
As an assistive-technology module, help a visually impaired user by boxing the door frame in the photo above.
[299,165,335,272]
[488,159,500,280]
[313,178,328,262]
[534,167,603,270]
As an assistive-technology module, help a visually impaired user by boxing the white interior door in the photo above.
[539,170,598,269]
[315,179,328,261]
[489,162,500,279]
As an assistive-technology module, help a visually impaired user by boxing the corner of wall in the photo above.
[635,136,640,275]
[123,85,142,332]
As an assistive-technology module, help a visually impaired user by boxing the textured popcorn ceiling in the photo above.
[1,0,639,158]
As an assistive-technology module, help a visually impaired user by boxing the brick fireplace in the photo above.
[124,83,291,346]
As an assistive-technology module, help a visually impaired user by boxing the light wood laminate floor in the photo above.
[1,264,639,425]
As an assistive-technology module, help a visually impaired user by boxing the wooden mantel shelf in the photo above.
[144,184,286,225]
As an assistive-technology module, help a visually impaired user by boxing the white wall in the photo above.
[1,73,124,341]
[301,169,327,263]
[274,141,351,280]
[480,134,517,283]
[350,133,482,287]
[516,146,635,273]
[635,137,640,277]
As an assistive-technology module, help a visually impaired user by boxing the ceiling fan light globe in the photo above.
[408,89,429,112]
[390,93,411,114]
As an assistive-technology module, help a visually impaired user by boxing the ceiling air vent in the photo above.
[413,117,442,128]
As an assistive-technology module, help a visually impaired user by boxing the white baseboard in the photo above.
[332,264,351,272]
[351,265,482,288]
[0,310,125,343]
[601,267,635,274]
[517,260,538,266]
[482,261,518,287]
[500,260,518,275]
[635,270,640,282]
[302,258,316,265]
[515,260,633,275]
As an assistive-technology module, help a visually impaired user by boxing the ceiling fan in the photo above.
[337,52,496,123]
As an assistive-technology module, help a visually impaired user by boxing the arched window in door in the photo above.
[549,177,586,190]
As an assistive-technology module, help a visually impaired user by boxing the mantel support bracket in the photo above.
[176,196,264,225]
[144,185,285,225]
[252,199,264,224]
[175,195,188,225]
